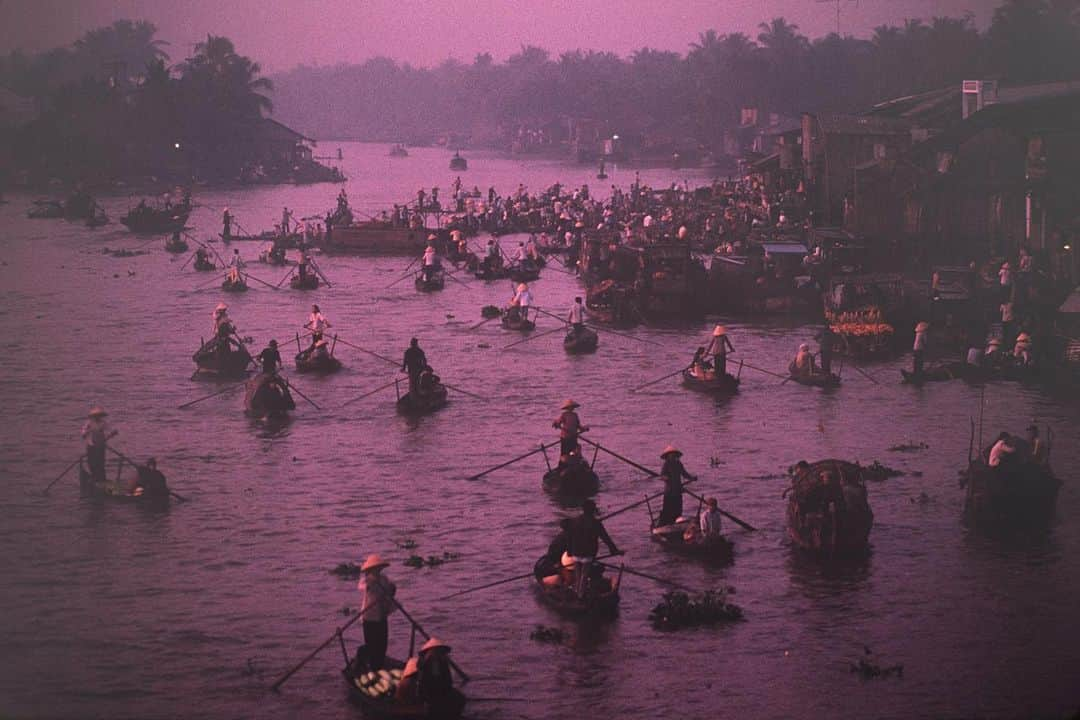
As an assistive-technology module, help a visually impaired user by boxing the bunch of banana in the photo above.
[353,668,404,698]
[829,322,895,337]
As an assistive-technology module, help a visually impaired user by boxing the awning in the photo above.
[1059,287,1080,314]
[762,242,808,255]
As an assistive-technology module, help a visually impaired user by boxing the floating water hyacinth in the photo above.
[649,589,743,631]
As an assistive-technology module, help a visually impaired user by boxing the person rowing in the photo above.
[508,282,533,321]
[705,325,735,376]
[257,339,282,376]
[81,406,118,485]
[553,399,589,466]
[421,240,441,281]
[134,457,169,500]
[657,445,696,527]
[304,304,331,346]
[416,637,465,716]
[402,338,427,396]
[566,499,622,595]
[567,296,585,337]
[356,554,396,671]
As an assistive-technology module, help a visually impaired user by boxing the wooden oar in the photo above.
[444,271,471,289]
[244,272,279,291]
[195,272,227,290]
[599,479,698,521]
[503,326,562,350]
[178,379,247,409]
[595,562,696,592]
[439,551,618,601]
[276,267,295,288]
[469,315,499,331]
[390,598,469,683]
[309,258,333,288]
[739,361,787,380]
[850,363,880,385]
[179,251,197,271]
[43,454,85,495]
[271,611,365,691]
[342,377,401,407]
[587,323,659,346]
[333,338,398,368]
[442,382,484,400]
[679,486,757,532]
[467,441,559,481]
[386,265,418,288]
[282,376,320,410]
[579,437,659,477]
[631,365,691,393]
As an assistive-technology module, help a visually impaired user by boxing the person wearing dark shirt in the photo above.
[258,340,282,375]
[658,445,696,526]
[402,338,427,395]
[567,499,621,595]
[417,638,465,716]
[135,458,169,499]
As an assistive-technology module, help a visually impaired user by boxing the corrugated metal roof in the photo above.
[814,113,912,136]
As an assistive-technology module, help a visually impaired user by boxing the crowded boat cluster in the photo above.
[43,171,1069,720]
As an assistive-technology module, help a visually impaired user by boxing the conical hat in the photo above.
[712,325,726,337]
[88,406,107,417]
[215,302,228,312]
[661,445,682,458]
[1016,332,1031,343]
[420,637,450,653]
[798,343,810,352]
[560,399,580,410]
[915,321,930,332]
[360,554,389,572]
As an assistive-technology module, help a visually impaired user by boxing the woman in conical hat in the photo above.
[706,325,735,375]
[357,553,396,671]
[658,445,695,526]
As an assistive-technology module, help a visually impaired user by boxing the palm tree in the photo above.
[73,20,169,84]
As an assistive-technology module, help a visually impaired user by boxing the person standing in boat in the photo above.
[222,207,232,241]
[553,399,589,463]
[257,340,282,376]
[227,248,245,283]
[357,554,396,671]
[305,304,331,344]
[212,303,233,337]
[81,407,117,485]
[402,338,427,396]
[700,497,723,538]
[512,283,533,321]
[912,321,929,378]
[281,207,293,236]
[421,243,440,281]
[567,499,621,594]
[819,325,834,374]
[705,325,735,376]
[658,445,696,526]
[567,297,586,337]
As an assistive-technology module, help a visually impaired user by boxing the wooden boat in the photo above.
[244,373,296,418]
[788,369,841,387]
[542,459,600,497]
[532,555,621,617]
[449,152,468,171]
[649,521,734,566]
[397,384,448,414]
[192,338,253,378]
[222,275,249,292]
[414,269,445,292]
[473,262,508,281]
[290,273,319,290]
[258,245,288,265]
[501,313,535,332]
[681,367,739,395]
[295,349,342,374]
[342,654,466,720]
[28,199,65,219]
[785,459,873,557]
[193,256,216,272]
[507,263,540,283]
[563,327,599,354]
[322,223,429,255]
[961,459,1061,530]
[164,236,189,253]
[388,144,409,158]
[78,462,170,507]
[120,204,191,234]
[85,212,109,228]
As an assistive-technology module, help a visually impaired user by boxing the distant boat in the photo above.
[449,151,468,171]
[597,159,608,180]
[389,143,408,158]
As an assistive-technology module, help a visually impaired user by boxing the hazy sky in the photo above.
[1,0,996,73]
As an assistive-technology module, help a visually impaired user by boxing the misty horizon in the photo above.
[1,0,994,74]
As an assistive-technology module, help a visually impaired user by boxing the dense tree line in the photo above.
[267,0,1080,149]
[0,21,276,183]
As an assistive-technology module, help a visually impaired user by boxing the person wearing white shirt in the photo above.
[988,433,1015,467]
[512,283,533,321]
[700,497,723,538]
[567,297,585,332]
[306,304,331,340]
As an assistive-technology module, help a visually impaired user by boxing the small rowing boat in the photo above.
[789,370,841,387]
[78,462,170,507]
[563,327,599,354]
[501,313,535,332]
[342,653,466,720]
[681,368,739,395]
[415,269,445,292]
[290,273,319,290]
[222,275,248,292]
[961,458,1060,530]
[397,385,448,415]
[542,459,600,497]
[244,373,295,418]
[649,520,734,566]
[192,338,253,378]
[786,459,873,557]
[294,349,342,374]
[532,555,621,617]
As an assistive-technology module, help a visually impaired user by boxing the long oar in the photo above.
[631,365,690,393]
[587,323,659,346]
[179,251,197,271]
[342,377,401,407]
[386,263,419,288]
[740,361,787,380]
[245,272,279,291]
[596,562,696,592]
[439,552,616,601]
[442,382,484,400]
[107,447,188,502]
[333,338,398,368]
[43,455,85,495]
[599,479,699,521]
[503,326,562,350]
[468,441,559,481]
[282,376,320,410]
[178,379,247,409]
[390,598,469,683]
[271,611,364,691]
[444,271,471,289]
[309,259,333,288]
[679,486,757,532]
[196,272,228,290]
[276,267,295,288]
[850,363,880,385]
[579,437,659,477]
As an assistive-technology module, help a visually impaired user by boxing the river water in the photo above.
[1,142,1077,720]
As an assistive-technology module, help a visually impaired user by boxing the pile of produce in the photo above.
[825,307,893,338]
[649,589,743,630]
[848,647,903,679]
[329,562,362,578]
[480,305,502,318]
[353,668,403,698]
[529,625,566,644]
[403,551,459,568]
